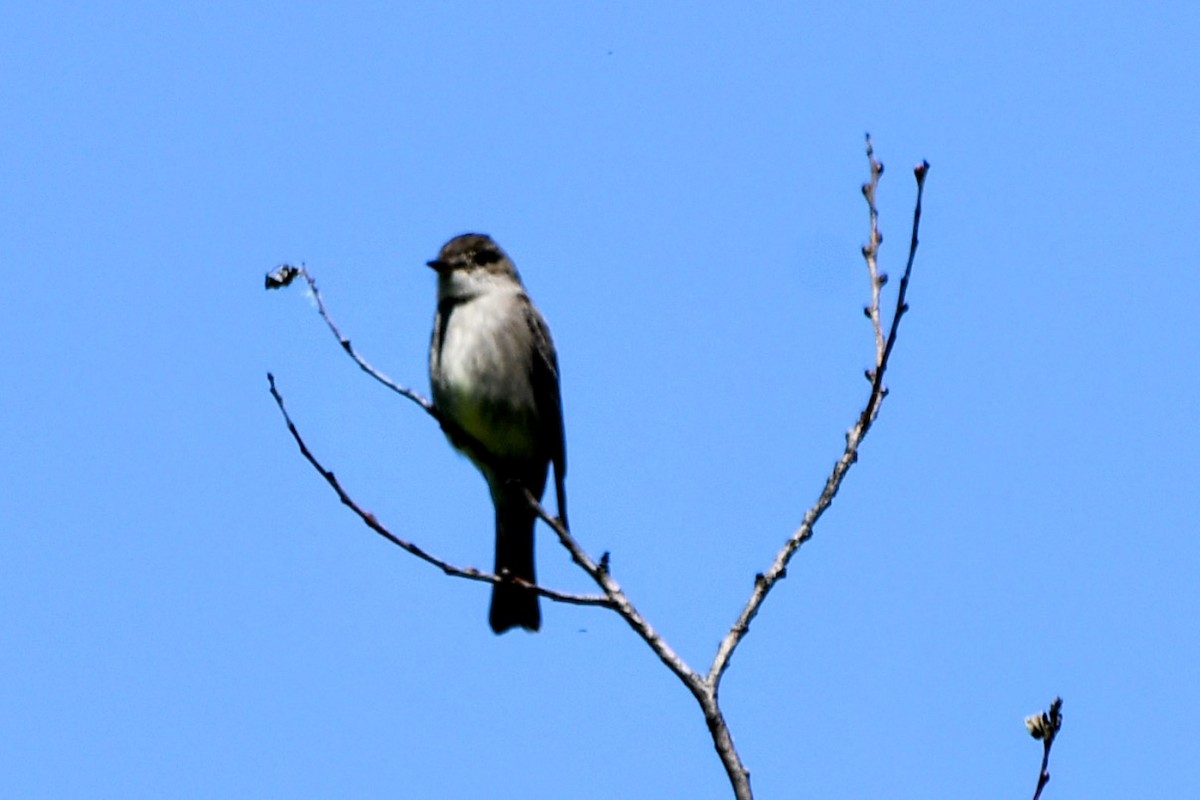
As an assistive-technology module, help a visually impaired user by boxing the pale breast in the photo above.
[433,291,540,460]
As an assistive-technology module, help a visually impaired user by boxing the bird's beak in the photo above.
[426,259,449,274]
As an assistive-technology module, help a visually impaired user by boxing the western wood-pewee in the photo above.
[427,233,568,634]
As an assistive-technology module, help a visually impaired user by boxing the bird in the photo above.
[427,233,568,633]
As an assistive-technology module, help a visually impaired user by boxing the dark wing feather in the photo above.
[524,296,568,528]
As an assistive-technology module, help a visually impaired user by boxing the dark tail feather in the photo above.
[553,464,569,531]
[489,500,541,634]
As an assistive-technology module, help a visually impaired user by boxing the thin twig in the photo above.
[708,140,929,689]
[862,138,887,362]
[265,263,537,517]
[266,263,436,415]
[1027,697,1064,800]
[266,372,609,608]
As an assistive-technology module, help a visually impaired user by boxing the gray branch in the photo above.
[266,136,929,800]
[709,141,928,701]
[265,371,609,608]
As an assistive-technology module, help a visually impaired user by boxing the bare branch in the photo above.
[1026,696,1064,800]
[862,137,887,363]
[264,139,929,800]
[266,263,436,416]
[266,372,610,608]
[265,263,534,514]
[526,492,701,683]
[526,494,751,798]
[709,139,929,689]
[264,268,746,786]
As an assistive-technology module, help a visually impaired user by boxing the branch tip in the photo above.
[1028,697,1063,800]
[265,263,303,290]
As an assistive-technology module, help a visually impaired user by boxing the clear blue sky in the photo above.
[2,2,1196,797]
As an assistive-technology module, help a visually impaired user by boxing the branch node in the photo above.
[1027,696,1063,800]
[1025,696,1063,741]
[265,263,303,289]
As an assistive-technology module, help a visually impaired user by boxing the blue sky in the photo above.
[2,2,1197,797]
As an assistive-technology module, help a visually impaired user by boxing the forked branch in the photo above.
[708,140,929,692]
[266,137,930,800]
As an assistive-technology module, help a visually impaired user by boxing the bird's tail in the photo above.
[489,497,541,634]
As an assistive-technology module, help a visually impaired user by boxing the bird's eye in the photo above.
[474,248,501,265]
